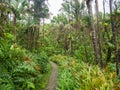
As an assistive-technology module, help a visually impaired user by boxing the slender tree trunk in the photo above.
[83,26,88,62]
[95,0,103,67]
[103,0,110,42]
[86,0,99,64]
[43,18,45,39]
[30,28,33,51]
[33,27,35,51]
[64,29,68,54]
[102,0,111,66]
[13,14,16,43]
[110,0,116,47]
[0,26,4,38]
[68,0,72,55]
[109,0,118,75]
[103,0,106,19]
[116,50,119,75]
[27,29,30,50]
[36,26,39,49]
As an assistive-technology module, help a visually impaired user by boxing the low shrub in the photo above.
[34,51,49,73]
[49,54,68,65]
[0,35,49,89]
[12,61,42,90]
[74,46,94,63]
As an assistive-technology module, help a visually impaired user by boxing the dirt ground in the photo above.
[46,62,58,90]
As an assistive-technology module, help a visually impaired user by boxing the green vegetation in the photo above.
[0,0,120,90]
[39,62,52,90]
[0,0,50,89]
[0,35,50,89]
[50,55,120,90]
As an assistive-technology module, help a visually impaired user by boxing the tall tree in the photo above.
[11,0,28,42]
[109,0,118,75]
[25,0,49,51]
[86,0,100,64]
[95,0,103,66]
[103,0,106,19]
[32,0,49,24]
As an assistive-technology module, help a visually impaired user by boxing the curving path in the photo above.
[46,61,58,90]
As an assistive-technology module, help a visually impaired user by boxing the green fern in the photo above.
[0,73,14,90]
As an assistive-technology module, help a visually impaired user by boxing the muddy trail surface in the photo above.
[46,61,58,90]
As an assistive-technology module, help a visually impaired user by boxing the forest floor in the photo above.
[46,61,58,90]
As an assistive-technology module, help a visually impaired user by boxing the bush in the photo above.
[0,72,14,90]
[49,54,67,65]
[12,61,42,90]
[0,35,49,89]
[34,51,49,73]
[74,46,94,63]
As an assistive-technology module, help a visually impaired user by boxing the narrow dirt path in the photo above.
[46,61,58,90]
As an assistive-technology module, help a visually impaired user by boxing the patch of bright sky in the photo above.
[45,0,63,23]
[48,0,63,17]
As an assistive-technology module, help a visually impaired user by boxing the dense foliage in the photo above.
[50,55,120,90]
[0,0,50,90]
[45,0,120,74]
[0,33,49,89]
[0,0,120,90]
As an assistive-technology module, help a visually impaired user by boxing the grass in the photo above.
[50,55,120,90]
[39,61,52,90]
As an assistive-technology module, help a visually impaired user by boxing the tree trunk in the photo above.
[36,26,39,49]
[43,18,45,39]
[86,0,99,64]
[68,0,72,55]
[13,14,16,43]
[0,26,4,38]
[103,0,106,19]
[83,26,88,62]
[64,29,68,54]
[109,0,118,75]
[103,0,111,66]
[95,0,103,67]
[116,50,119,75]
[109,0,116,46]
[32,27,36,51]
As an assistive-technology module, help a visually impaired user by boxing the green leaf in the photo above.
[107,42,114,48]
[27,82,35,89]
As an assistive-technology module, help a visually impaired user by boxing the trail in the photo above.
[46,61,58,90]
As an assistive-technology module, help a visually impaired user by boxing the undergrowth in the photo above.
[0,33,49,90]
[50,55,120,90]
